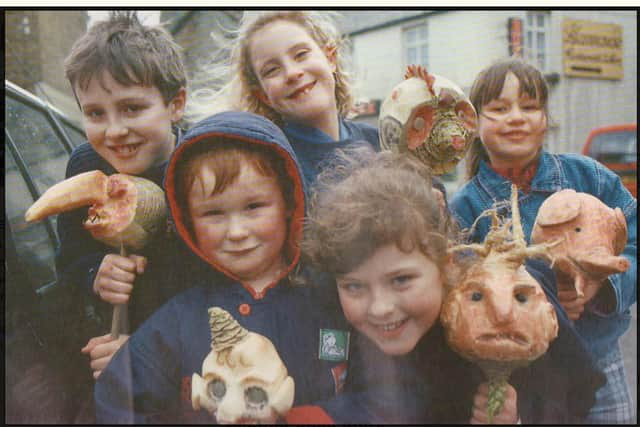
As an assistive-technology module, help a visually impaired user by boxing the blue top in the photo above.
[95,112,352,423]
[450,151,637,360]
[283,118,380,194]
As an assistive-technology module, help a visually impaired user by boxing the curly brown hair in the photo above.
[302,145,458,280]
[465,57,549,180]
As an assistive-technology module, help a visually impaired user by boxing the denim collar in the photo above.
[476,151,565,199]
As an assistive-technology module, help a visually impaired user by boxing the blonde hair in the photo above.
[186,11,353,126]
[464,57,549,180]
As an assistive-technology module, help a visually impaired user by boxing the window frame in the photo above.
[523,11,551,72]
[402,20,429,69]
[5,81,83,295]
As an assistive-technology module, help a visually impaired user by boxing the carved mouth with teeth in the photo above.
[477,332,528,346]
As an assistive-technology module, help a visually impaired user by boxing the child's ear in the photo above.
[324,44,337,73]
[169,87,187,122]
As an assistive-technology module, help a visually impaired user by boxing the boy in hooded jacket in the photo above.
[94,111,353,423]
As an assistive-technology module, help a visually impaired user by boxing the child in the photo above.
[94,111,352,423]
[188,11,380,191]
[302,146,605,423]
[449,57,637,423]
[56,11,187,381]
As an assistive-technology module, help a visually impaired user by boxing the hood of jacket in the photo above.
[164,111,305,294]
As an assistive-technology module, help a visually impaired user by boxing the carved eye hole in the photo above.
[470,291,483,302]
[514,292,528,303]
[575,227,581,232]
[245,386,268,407]
[208,379,226,400]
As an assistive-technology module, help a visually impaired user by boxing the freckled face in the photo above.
[478,72,547,169]
[336,244,444,356]
[249,20,338,131]
[75,71,185,175]
[187,161,289,292]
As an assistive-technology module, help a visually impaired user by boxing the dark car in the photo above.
[582,123,637,197]
[5,80,101,423]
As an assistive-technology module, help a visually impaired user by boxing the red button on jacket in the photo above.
[238,303,251,316]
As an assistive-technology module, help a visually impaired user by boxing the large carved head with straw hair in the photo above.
[440,185,559,365]
[191,307,294,424]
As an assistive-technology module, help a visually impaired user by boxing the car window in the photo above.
[5,95,71,197]
[5,151,58,292]
[60,119,86,147]
[588,130,637,164]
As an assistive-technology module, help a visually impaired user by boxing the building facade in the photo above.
[5,10,88,124]
[341,9,637,156]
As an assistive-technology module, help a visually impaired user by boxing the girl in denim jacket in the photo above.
[450,57,637,424]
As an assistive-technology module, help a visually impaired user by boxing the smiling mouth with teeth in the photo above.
[377,319,407,331]
[111,144,142,155]
[289,82,315,98]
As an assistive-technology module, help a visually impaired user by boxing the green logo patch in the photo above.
[319,329,350,361]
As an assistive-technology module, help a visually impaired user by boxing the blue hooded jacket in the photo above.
[94,112,352,423]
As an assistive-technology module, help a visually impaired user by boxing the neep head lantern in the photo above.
[25,170,167,251]
[379,65,478,175]
[531,189,629,298]
[191,307,294,424]
[441,185,559,421]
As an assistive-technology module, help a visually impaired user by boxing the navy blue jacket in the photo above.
[95,112,351,423]
[283,118,380,193]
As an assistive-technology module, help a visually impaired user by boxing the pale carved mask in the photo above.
[192,307,294,424]
[379,65,478,175]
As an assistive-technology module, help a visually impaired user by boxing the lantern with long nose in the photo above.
[441,185,559,421]
[25,170,167,336]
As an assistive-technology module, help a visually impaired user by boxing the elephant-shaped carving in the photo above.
[531,189,629,297]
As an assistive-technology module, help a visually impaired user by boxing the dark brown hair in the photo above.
[64,11,186,105]
[465,57,549,180]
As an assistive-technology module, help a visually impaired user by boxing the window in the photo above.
[524,12,550,72]
[404,22,428,67]
[4,81,81,293]
[5,96,72,198]
[6,151,59,292]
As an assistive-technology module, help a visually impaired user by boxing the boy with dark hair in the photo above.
[56,11,187,383]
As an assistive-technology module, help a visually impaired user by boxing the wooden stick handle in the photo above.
[111,304,126,339]
[111,242,129,339]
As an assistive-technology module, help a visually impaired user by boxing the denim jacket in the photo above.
[450,151,637,360]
